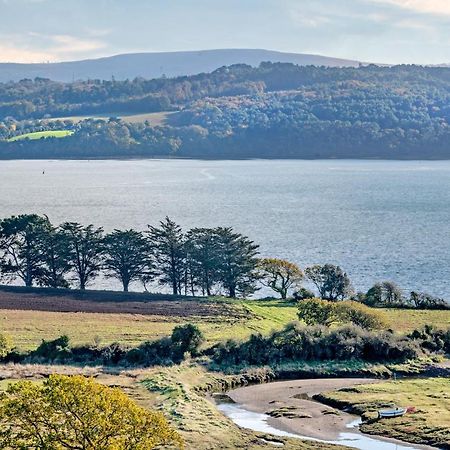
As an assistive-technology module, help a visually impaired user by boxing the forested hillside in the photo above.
[1,63,450,159]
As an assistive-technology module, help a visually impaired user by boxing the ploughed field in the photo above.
[1,287,450,351]
[0,287,241,316]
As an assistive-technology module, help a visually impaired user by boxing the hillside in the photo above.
[1,63,450,159]
[0,49,360,83]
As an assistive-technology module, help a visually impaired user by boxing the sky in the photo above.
[0,0,449,64]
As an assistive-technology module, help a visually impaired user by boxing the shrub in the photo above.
[0,374,183,449]
[171,324,203,361]
[297,298,336,326]
[298,298,386,330]
[0,333,12,359]
[126,337,173,366]
[335,301,386,330]
[409,325,450,353]
[32,335,71,361]
[409,292,449,310]
[212,323,420,367]
[293,287,316,301]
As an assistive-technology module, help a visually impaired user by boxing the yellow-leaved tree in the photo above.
[0,374,183,450]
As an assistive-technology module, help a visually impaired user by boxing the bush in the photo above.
[212,322,420,367]
[298,298,386,330]
[0,333,12,359]
[409,325,450,353]
[293,287,316,301]
[297,298,336,326]
[171,324,204,361]
[32,335,71,361]
[126,337,173,366]
[335,301,386,330]
[0,374,183,449]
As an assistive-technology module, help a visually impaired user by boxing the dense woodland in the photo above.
[0,63,450,158]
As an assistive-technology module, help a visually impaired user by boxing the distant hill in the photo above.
[3,63,450,160]
[0,49,361,82]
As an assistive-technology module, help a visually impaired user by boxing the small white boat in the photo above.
[378,407,407,418]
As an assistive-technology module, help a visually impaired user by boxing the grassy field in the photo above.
[318,378,450,448]
[1,296,450,351]
[0,301,297,351]
[7,130,74,141]
[47,111,175,125]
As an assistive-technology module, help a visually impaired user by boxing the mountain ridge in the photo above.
[0,48,362,82]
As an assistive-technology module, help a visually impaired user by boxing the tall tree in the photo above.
[103,229,152,292]
[0,214,49,287]
[39,224,72,288]
[305,264,353,301]
[258,258,303,299]
[214,227,259,298]
[185,228,221,296]
[147,217,185,296]
[60,222,104,290]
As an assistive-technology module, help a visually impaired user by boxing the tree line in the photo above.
[1,63,450,121]
[0,214,260,296]
[0,214,447,308]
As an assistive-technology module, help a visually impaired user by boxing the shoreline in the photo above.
[225,378,436,450]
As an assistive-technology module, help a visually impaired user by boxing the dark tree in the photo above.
[365,281,404,307]
[147,217,185,296]
[214,227,259,298]
[60,222,104,290]
[305,264,353,301]
[39,224,72,288]
[103,229,152,291]
[185,228,221,296]
[0,214,49,286]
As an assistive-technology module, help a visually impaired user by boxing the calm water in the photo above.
[217,403,431,450]
[217,403,426,450]
[1,159,449,297]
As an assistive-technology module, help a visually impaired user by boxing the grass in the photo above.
[47,111,175,126]
[381,308,450,333]
[318,378,450,448]
[138,364,346,450]
[0,299,294,351]
[1,298,450,351]
[7,130,74,142]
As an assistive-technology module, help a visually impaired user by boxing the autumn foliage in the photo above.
[0,374,183,450]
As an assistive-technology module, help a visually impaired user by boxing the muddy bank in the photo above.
[224,378,436,449]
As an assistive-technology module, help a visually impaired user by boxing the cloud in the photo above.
[0,44,53,63]
[0,33,107,63]
[371,0,450,15]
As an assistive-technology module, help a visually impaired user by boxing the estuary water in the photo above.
[1,159,449,297]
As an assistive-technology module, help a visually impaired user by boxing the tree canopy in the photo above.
[0,374,183,450]
[1,63,450,159]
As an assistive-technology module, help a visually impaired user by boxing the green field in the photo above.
[7,130,74,142]
[48,111,175,125]
[1,298,450,351]
[319,378,450,448]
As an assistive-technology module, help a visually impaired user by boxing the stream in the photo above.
[217,402,432,450]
